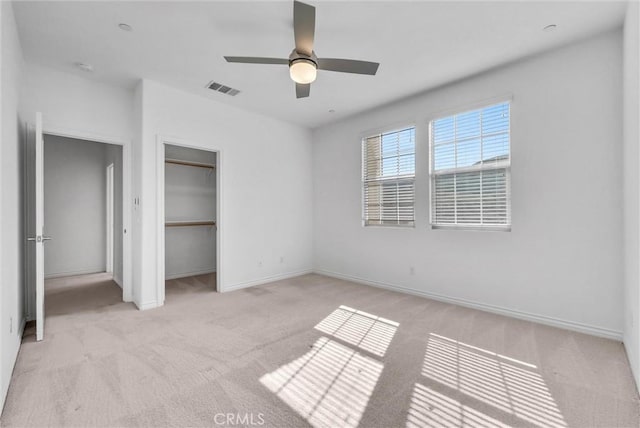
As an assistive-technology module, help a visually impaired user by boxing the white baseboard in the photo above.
[222,269,313,293]
[45,268,105,279]
[135,300,161,311]
[165,268,216,281]
[314,269,623,341]
[1,317,27,410]
[123,291,133,303]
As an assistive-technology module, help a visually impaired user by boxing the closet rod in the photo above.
[165,158,215,169]
[165,221,216,227]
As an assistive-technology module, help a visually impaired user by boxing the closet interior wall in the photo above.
[164,144,216,282]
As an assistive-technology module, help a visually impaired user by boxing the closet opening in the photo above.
[159,143,218,303]
[36,134,125,316]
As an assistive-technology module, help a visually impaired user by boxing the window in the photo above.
[430,102,511,229]
[362,127,415,226]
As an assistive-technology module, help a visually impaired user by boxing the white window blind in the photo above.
[363,127,415,226]
[430,102,511,229]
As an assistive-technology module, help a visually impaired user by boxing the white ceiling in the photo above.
[13,1,627,129]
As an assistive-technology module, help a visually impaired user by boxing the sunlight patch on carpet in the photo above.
[314,305,398,357]
[260,337,383,428]
[407,383,510,428]
[420,333,567,427]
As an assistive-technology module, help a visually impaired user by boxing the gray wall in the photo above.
[43,135,114,277]
[165,144,216,279]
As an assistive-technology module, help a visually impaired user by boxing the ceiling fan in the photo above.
[224,0,380,99]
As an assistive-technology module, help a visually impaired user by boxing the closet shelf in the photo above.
[165,158,215,169]
[165,221,216,227]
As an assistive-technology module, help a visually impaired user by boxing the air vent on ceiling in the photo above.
[206,81,240,96]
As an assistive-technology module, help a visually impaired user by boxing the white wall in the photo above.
[1,0,4,410]
[20,63,134,303]
[20,63,134,142]
[313,30,624,339]
[0,1,24,411]
[133,79,313,307]
[43,135,107,278]
[165,145,216,279]
[132,83,144,304]
[623,0,640,391]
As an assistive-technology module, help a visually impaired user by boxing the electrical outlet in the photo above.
[409,266,415,275]
[258,261,263,268]
[280,256,284,263]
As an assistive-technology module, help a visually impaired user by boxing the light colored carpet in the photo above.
[1,273,638,427]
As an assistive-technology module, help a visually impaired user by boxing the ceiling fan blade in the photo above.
[296,83,310,98]
[317,58,380,75]
[293,1,315,56]
[224,56,289,65]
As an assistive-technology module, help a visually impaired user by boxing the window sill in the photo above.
[431,224,511,232]
[363,224,415,229]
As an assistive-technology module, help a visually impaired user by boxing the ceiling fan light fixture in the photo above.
[289,58,317,84]
[224,1,379,98]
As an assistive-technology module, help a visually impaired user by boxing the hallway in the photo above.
[43,273,127,317]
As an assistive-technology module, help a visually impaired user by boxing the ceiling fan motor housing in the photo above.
[289,49,317,67]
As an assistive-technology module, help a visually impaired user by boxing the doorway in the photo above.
[24,127,132,334]
[41,135,123,309]
[41,135,122,277]
[156,139,220,305]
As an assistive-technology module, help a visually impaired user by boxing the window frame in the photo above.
[428,100,512,231]
[361,124,417,228]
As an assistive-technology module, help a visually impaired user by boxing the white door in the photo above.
[27,112,49,341]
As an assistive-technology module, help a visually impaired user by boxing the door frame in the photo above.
[106,163,115,274]
[39,126,133,303]
[156,135,222,305]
